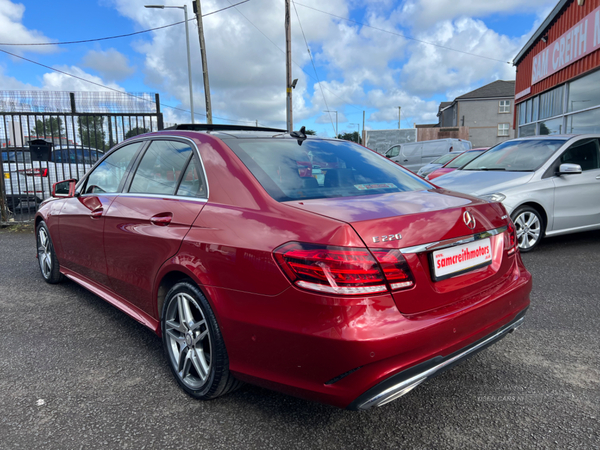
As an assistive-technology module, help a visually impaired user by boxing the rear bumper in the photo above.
[346,307,527,410]
[206,250,532,409]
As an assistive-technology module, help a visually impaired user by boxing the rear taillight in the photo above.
[506,220,517,255]
[273,242,414,295]
[370,249,414,290]
[18,168,48,177]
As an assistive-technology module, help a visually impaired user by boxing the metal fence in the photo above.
[0,91,164,223]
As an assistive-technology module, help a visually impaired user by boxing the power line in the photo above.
[294,2,512,65]
[0,48,256,125]
[291,1,335,136]
[0,1,249,47]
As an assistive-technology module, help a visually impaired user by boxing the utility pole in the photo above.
[285,0,293,132]
[183,4,194,124]
[398,106,401,129]
[193,0,213,124]
[362,110,366,145]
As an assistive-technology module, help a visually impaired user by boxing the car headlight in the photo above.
[479,193,506,202]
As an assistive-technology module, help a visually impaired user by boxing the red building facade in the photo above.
[514,0,600,137]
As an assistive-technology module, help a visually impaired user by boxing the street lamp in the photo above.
[145,4,195,124]
[324,110,338,137]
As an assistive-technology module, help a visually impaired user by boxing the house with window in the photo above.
[437,80,516,147]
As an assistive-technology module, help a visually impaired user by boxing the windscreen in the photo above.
[463,139,566,172]
[432,152,462,165]
[445,150,485,169]
[227,138,431,201]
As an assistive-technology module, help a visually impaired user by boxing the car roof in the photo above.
[510,134,575,141]
[146,128,337,142]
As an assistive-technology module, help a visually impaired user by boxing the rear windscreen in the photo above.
[226,138,431,201]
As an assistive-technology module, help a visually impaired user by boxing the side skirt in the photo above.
[61,267,160,335]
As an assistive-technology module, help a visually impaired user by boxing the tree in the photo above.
[125,127,150,139]
[304,129,317,135]
[337,131,362,144]
[33,117,65,140]
[78,116,107,150]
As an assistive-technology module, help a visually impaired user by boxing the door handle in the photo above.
[90,207,103,219]
[150,213,173,226]
[596,175,600,180]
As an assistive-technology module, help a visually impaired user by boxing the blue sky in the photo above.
[0,0,558,135]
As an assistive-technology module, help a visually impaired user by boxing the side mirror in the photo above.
[559,163,582,175]
[52,179,77,198]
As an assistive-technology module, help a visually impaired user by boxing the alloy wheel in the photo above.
[164,293,212,390]
[37,227,52,279]
[514,211,541,250]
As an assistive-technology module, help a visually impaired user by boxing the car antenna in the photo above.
[290,126,307,145]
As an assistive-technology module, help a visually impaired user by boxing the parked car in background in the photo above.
[2,145,103,209]
[34,125,530,410]
[426,148,489,181]
[416,151,465,178]
[2,150,33,210]
[433,135,600,252]
[385,139,472,173]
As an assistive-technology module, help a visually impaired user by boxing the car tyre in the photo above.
[161,281,242,400]
[511,206,544,253]
[36,221,63,283]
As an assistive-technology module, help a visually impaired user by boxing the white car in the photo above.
[434,135,600,252]
[2,146,103,210]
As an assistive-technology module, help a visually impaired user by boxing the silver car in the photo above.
[433,135,600,252]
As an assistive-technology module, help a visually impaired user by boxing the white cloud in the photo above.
[98,0,558,130]
[367,88,438,124]
[82,48,135,81]
[400,17,518,97]
[41,66,125,92]
[0,65,36,89]
[0,0,56,53]
[107,0,361,126]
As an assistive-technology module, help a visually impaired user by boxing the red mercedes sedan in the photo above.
[35,125,531,410]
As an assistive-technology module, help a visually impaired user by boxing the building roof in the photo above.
[438,101,452,112]
[513,0,570,65]
[455,80,515,100]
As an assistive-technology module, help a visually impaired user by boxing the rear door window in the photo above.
[129,140,194,195]
[226,138,431,202]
